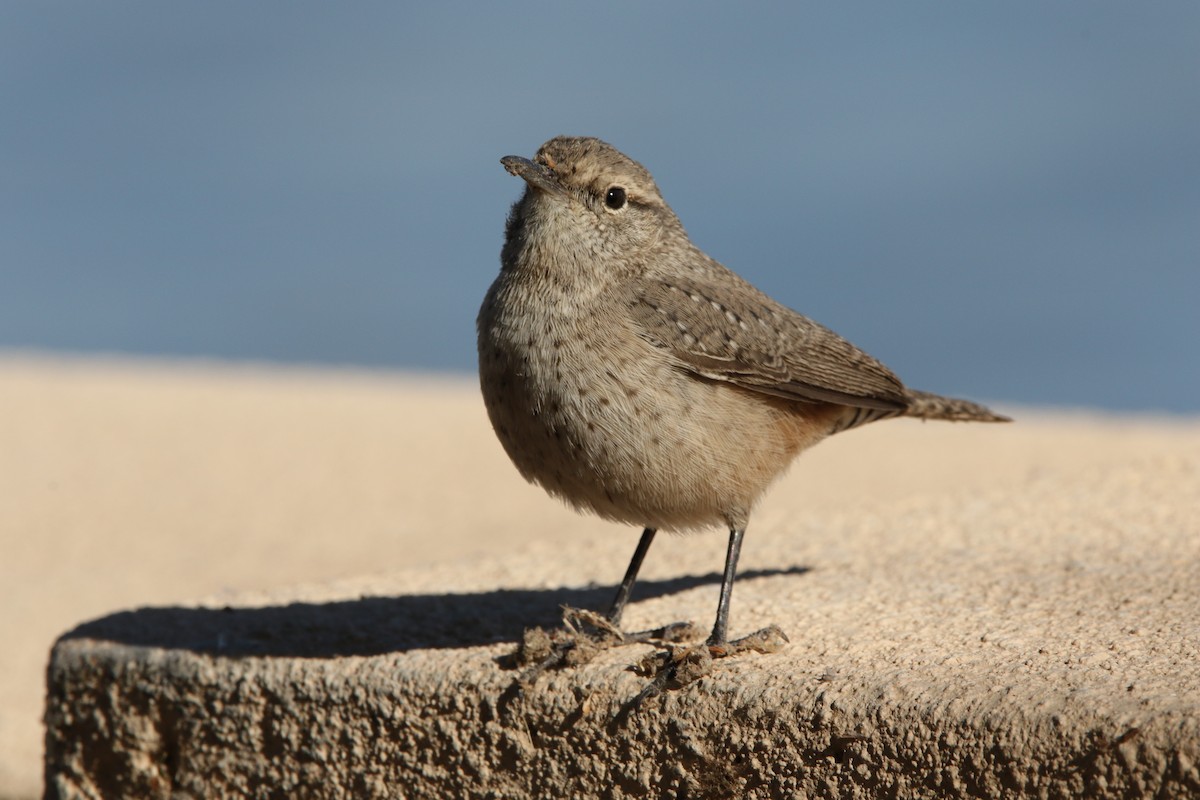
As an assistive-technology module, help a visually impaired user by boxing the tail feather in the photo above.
[904,390,1011,423]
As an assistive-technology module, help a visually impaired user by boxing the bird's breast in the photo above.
[477,274,824,531]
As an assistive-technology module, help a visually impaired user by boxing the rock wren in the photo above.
[478,136,1009,649]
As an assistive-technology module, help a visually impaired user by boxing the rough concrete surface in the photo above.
[44,448,1200,794]
[6,356,1199,798]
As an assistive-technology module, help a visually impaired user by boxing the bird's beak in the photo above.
[501,155,568,197]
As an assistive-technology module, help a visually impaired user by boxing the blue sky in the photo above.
[3,3,1198,410]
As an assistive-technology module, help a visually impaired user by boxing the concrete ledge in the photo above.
[44,452,1200,798]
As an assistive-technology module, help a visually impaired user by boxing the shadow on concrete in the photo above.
[57,567,810,659]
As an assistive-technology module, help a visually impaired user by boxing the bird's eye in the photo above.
[604,186,627,210]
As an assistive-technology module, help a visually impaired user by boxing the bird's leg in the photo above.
[636,526,782,696]
[708,527,745,648]
[509,527,668,682]
[621,525,787,705]
[607,527,657,625]
[600,527,695,644]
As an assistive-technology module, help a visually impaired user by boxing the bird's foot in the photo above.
[628,624,790,701]
[508,606,701,687]
[705,624,791,660]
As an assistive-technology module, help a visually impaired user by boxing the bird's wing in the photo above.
[629,271,908,410]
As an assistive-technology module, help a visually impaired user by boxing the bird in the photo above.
[477,135,1009,652]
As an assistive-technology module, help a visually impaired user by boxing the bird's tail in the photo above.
[904,390,1011,423]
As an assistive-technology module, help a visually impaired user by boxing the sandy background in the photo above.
[4,354,1198,798]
